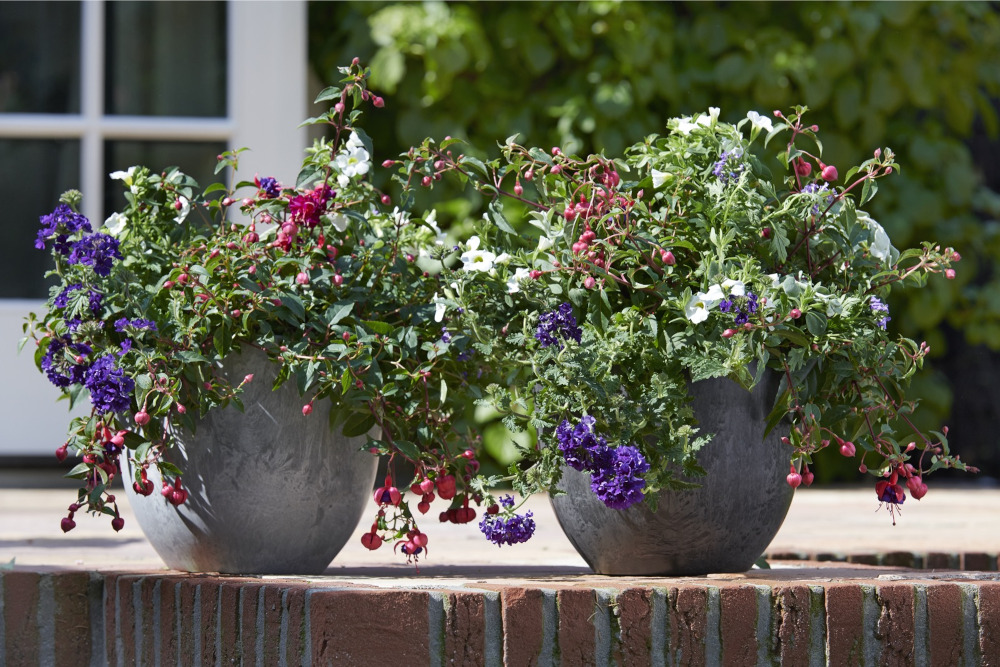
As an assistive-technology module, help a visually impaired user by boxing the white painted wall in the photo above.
[0,1,308,456]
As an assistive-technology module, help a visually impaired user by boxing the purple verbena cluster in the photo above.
[114,318,157,332]
[555,415,650,510]
[83,355,135,414]
[479,495,536,546]
[712,149,745,184]
[719,292,760,325]
[802,182,834,215]
[68,233,122,277]
[35,205,91,251]
[40,336,92,388]
[535,303,582,349]
[870,296,890,330]
[256,176,281,199]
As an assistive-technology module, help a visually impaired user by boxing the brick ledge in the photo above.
[3,561,1000,665]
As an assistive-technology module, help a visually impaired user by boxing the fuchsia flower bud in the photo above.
[945,269,956,280]
[820,164,838,181]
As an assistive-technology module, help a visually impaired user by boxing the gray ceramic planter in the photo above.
[550,372,793,576]
[121,347,377,575]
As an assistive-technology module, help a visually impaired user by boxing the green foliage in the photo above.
[310,1,1000,475]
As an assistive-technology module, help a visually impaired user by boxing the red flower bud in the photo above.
[134,410,150,426]
[945,269,956,280]
[789,309,802,320]
[721,328,736,339]
[302,403,313,416]
[820,164,838,181]
[839,441,856,457]
[786,471,802,488]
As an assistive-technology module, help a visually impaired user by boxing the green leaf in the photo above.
[329,302,355,325]
[314,86,342,103]
[488,200,516,235]
[361,319,392,335]
[281,293,306,321]
[342,412,376,438]
[391,439,421,461]
[805,311,827,337]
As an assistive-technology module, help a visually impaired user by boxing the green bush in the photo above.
[310,1,1000,479]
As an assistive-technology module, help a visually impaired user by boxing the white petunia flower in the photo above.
[109,166,137,183]
[495,252,512,264]
[675,118,698,135]
[334,140,371,187]
[330,213,350,232]
[507,267,530,294]
[104,212,127,236]
[685,292,719,324]
[346,130,365,152]
[460,236,497,272]
[537,235,554,252]
[651,169,669,189]
[746,110,774,134]
[432,293,447,323]
[858,213,892,262]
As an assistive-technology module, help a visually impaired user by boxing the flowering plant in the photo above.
[398,104,974,536]
[25,62,484,554]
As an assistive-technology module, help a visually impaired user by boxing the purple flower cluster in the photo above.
[36,205,92,251]
[720,292,760,325]
[479,495,536,547]
[114,318,157,332]
[68,233,122,277]
[53,283,82,309]
[555,416,650,510]
[712,149,745,183]
[535,303,582,349]
[257,176,281,198]
[870,296,890,330]
[802,183,834,215]
[40,336,92,388]
[83,355,135,414]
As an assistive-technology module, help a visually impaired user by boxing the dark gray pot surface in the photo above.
[122,348,377,575]
[550,372,793,576]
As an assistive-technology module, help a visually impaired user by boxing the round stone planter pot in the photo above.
[550,372,793,576]
[121,348,377,575]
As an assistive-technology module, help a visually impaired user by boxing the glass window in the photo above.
[103,140,227,216]
[0,139,81,299]
[105,1,227,117]
[0,2,82,114]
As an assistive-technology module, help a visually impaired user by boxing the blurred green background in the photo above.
[309,1,1000,482]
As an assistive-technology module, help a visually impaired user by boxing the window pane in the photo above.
[104,140,226,217]
[0,2,81,114]
[0,140,81,299]
[105,1,227,117]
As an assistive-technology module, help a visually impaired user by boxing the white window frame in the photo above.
[0,0,308,456]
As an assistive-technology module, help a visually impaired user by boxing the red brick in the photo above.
[979,583,1000,667]
[218,583,241,665]
[3,571,41,667]
[616,588,653,667]
[961,552,995,571]
[881,552,918,568]
[283,587,307,666]
[198,581,220,667]
[51,572,92,667]
[669,586,708,667]
[926,584,964,667]
[261,585,284,666]
[876,584,914,666]
[443,591,487,664]
[720,587,758,667]
[774,585,812,667]
[847,553,880,566]
[557,588,597,666]
[925,552,957,570]
[310,589,431,665]
[159,578,180,666]
[239,582,265,664]
[177,579,199,663]
[116,574,143,667]
[500,587,544,666]
[825,584,865,666]
[137,577,157,667]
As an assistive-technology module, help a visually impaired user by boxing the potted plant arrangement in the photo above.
[25,61,484,574]
[396,105,974,574]
[29,57,974,575]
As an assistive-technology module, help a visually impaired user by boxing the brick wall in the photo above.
[2,567,1000,666]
